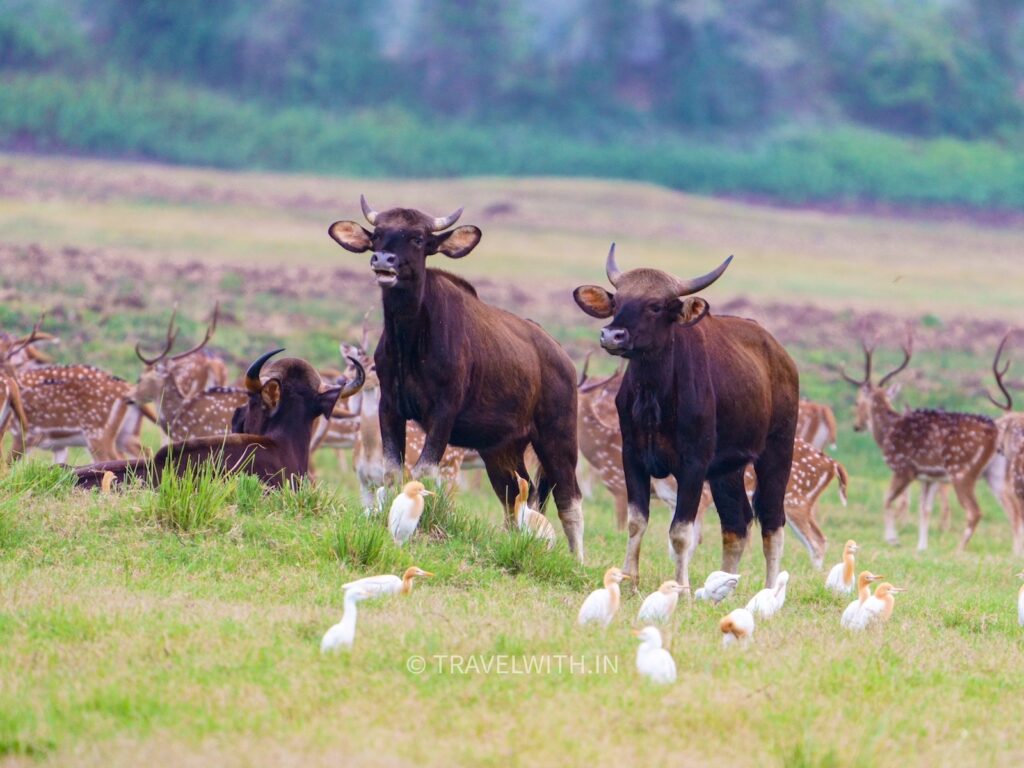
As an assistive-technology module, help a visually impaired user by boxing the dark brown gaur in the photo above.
[76,350,365,489]
[328,197,584,557]
[840,335,997,551]
[573,244,799,590]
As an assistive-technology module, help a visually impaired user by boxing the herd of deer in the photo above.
[1,307,1022,561]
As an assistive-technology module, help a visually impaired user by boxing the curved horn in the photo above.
[605,243,623,287]
[987,331,1015,412]
[579,368,623,394]
[672,255,733,297]
[578,350,593,387]
[338,356,366,398]
[431,207,463,232]
[878,334,913,388]
[359,194,379,226]
[170,302,219,360]
[244,348,284,393]
[838,340,873,386]
[135,307,179,366]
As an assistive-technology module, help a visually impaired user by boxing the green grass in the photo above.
[145,457,237,533]
[1,71,1022,210]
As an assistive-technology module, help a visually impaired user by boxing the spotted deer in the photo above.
[984,332,1024,554]
[796,400,838,450]
[133,306,247,442]
[0,373,27,459]
[4,317,152,462]
[841,337,997,551]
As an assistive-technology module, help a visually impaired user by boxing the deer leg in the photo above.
[883,473,914,545]
[953,481,984,552]
[753,432,793,587]
[917,481,939,551]
[937,484,952,533]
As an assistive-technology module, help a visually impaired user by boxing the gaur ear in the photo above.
[431,225,482,259]
[261,379,281,411]
[317,387,343,419]
[677,297,709,327]
[328,221,373,253]
[230,405,246,434]
[573,286,615,319]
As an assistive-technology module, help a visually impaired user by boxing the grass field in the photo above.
[2,154,1024,767]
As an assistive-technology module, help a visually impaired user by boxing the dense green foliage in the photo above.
[1,0,1023,208]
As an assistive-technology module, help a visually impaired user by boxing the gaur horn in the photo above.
[605,243,623,287]
[244,348,285,392]
[431,207,463,231]
[338,356,366,398]
[360,194,379,226]
[672,255,733,296]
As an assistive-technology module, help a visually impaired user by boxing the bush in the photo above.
[146,458,234,532]
[0,460,76,499]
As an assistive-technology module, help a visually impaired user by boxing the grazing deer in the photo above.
[133,306,247,442]
[796,400,838,451]
[4,317,152,462]
[985,332,1024,554]
[841,337,997,551]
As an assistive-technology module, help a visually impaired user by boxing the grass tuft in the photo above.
[269,477,344,518]
[234,473,264,515]
[417,481,490,545]
[0,460,76,499]
[146,459,235,533]
[326,509,404,572]
[486,529,590,588]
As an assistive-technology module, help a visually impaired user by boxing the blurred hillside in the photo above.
[1,0,1023,209]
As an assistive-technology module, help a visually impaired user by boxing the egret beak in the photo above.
[890,586,907,593]
[421,570,435,578]
[631,628,643,637]
[421,490,434,497]
[869,574,885,581]
[621,574,632,581]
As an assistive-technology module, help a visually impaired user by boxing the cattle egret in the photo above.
[388,481,433,545]
[578,567,630,627]
[320,586,373,653]
[514,474,556,549]
[720,608,755,648]
[694,571,741,604]
[845,583,905,631]
[825,540,858,595]
[342,566,433,598]
[840,571,885,629]
[633,626,677,684]
[1017,572,1024,627]
[637,580,687,623]
[746,570,790,619]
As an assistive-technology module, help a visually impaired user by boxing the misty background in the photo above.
[1,0,1023,209]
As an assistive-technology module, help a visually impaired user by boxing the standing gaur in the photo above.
[328,198,585,557]
[573,245,799,590]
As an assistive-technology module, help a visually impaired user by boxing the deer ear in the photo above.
[573,286,614,318]
[329,221,373,253]
[677,297,709,327]
[261,379,281,411]
[431,226,482,259]
[885,382,902,401]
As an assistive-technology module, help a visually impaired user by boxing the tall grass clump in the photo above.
[416,481,490,545]
[146,459,235,533]
[269,477,343,518]
[0,495,21,550]
[487,529,591,589]
[326,510,404,572]
[233,473,264,515]
[0,460,75,499]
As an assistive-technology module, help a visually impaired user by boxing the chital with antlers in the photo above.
[841,335,997,551]
[5,316,151,462]
[985,332,1024,554]
[134,305,247,442]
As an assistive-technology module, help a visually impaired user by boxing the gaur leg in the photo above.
[753,431,794,587]
[916,481,940,551]
[376,391,408,483]
[620,444,652,585]
[669,462,710,596]
[882,472,914,545]
[710,468,753,576]
[532,434,584,560]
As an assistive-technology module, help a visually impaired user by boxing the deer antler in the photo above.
[987,330,1015,412]
[136,306,179,366]
[5,313,49,361]
[878,331,913,388]
[838,338,874,386]
[578,351,593,387]
[170,302,219,361]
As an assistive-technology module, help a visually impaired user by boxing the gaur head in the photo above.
[573,244,732,357]
[232,349,365,435]
[328,196,482,289]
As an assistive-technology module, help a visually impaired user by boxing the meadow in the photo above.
[2,154,1024,767]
